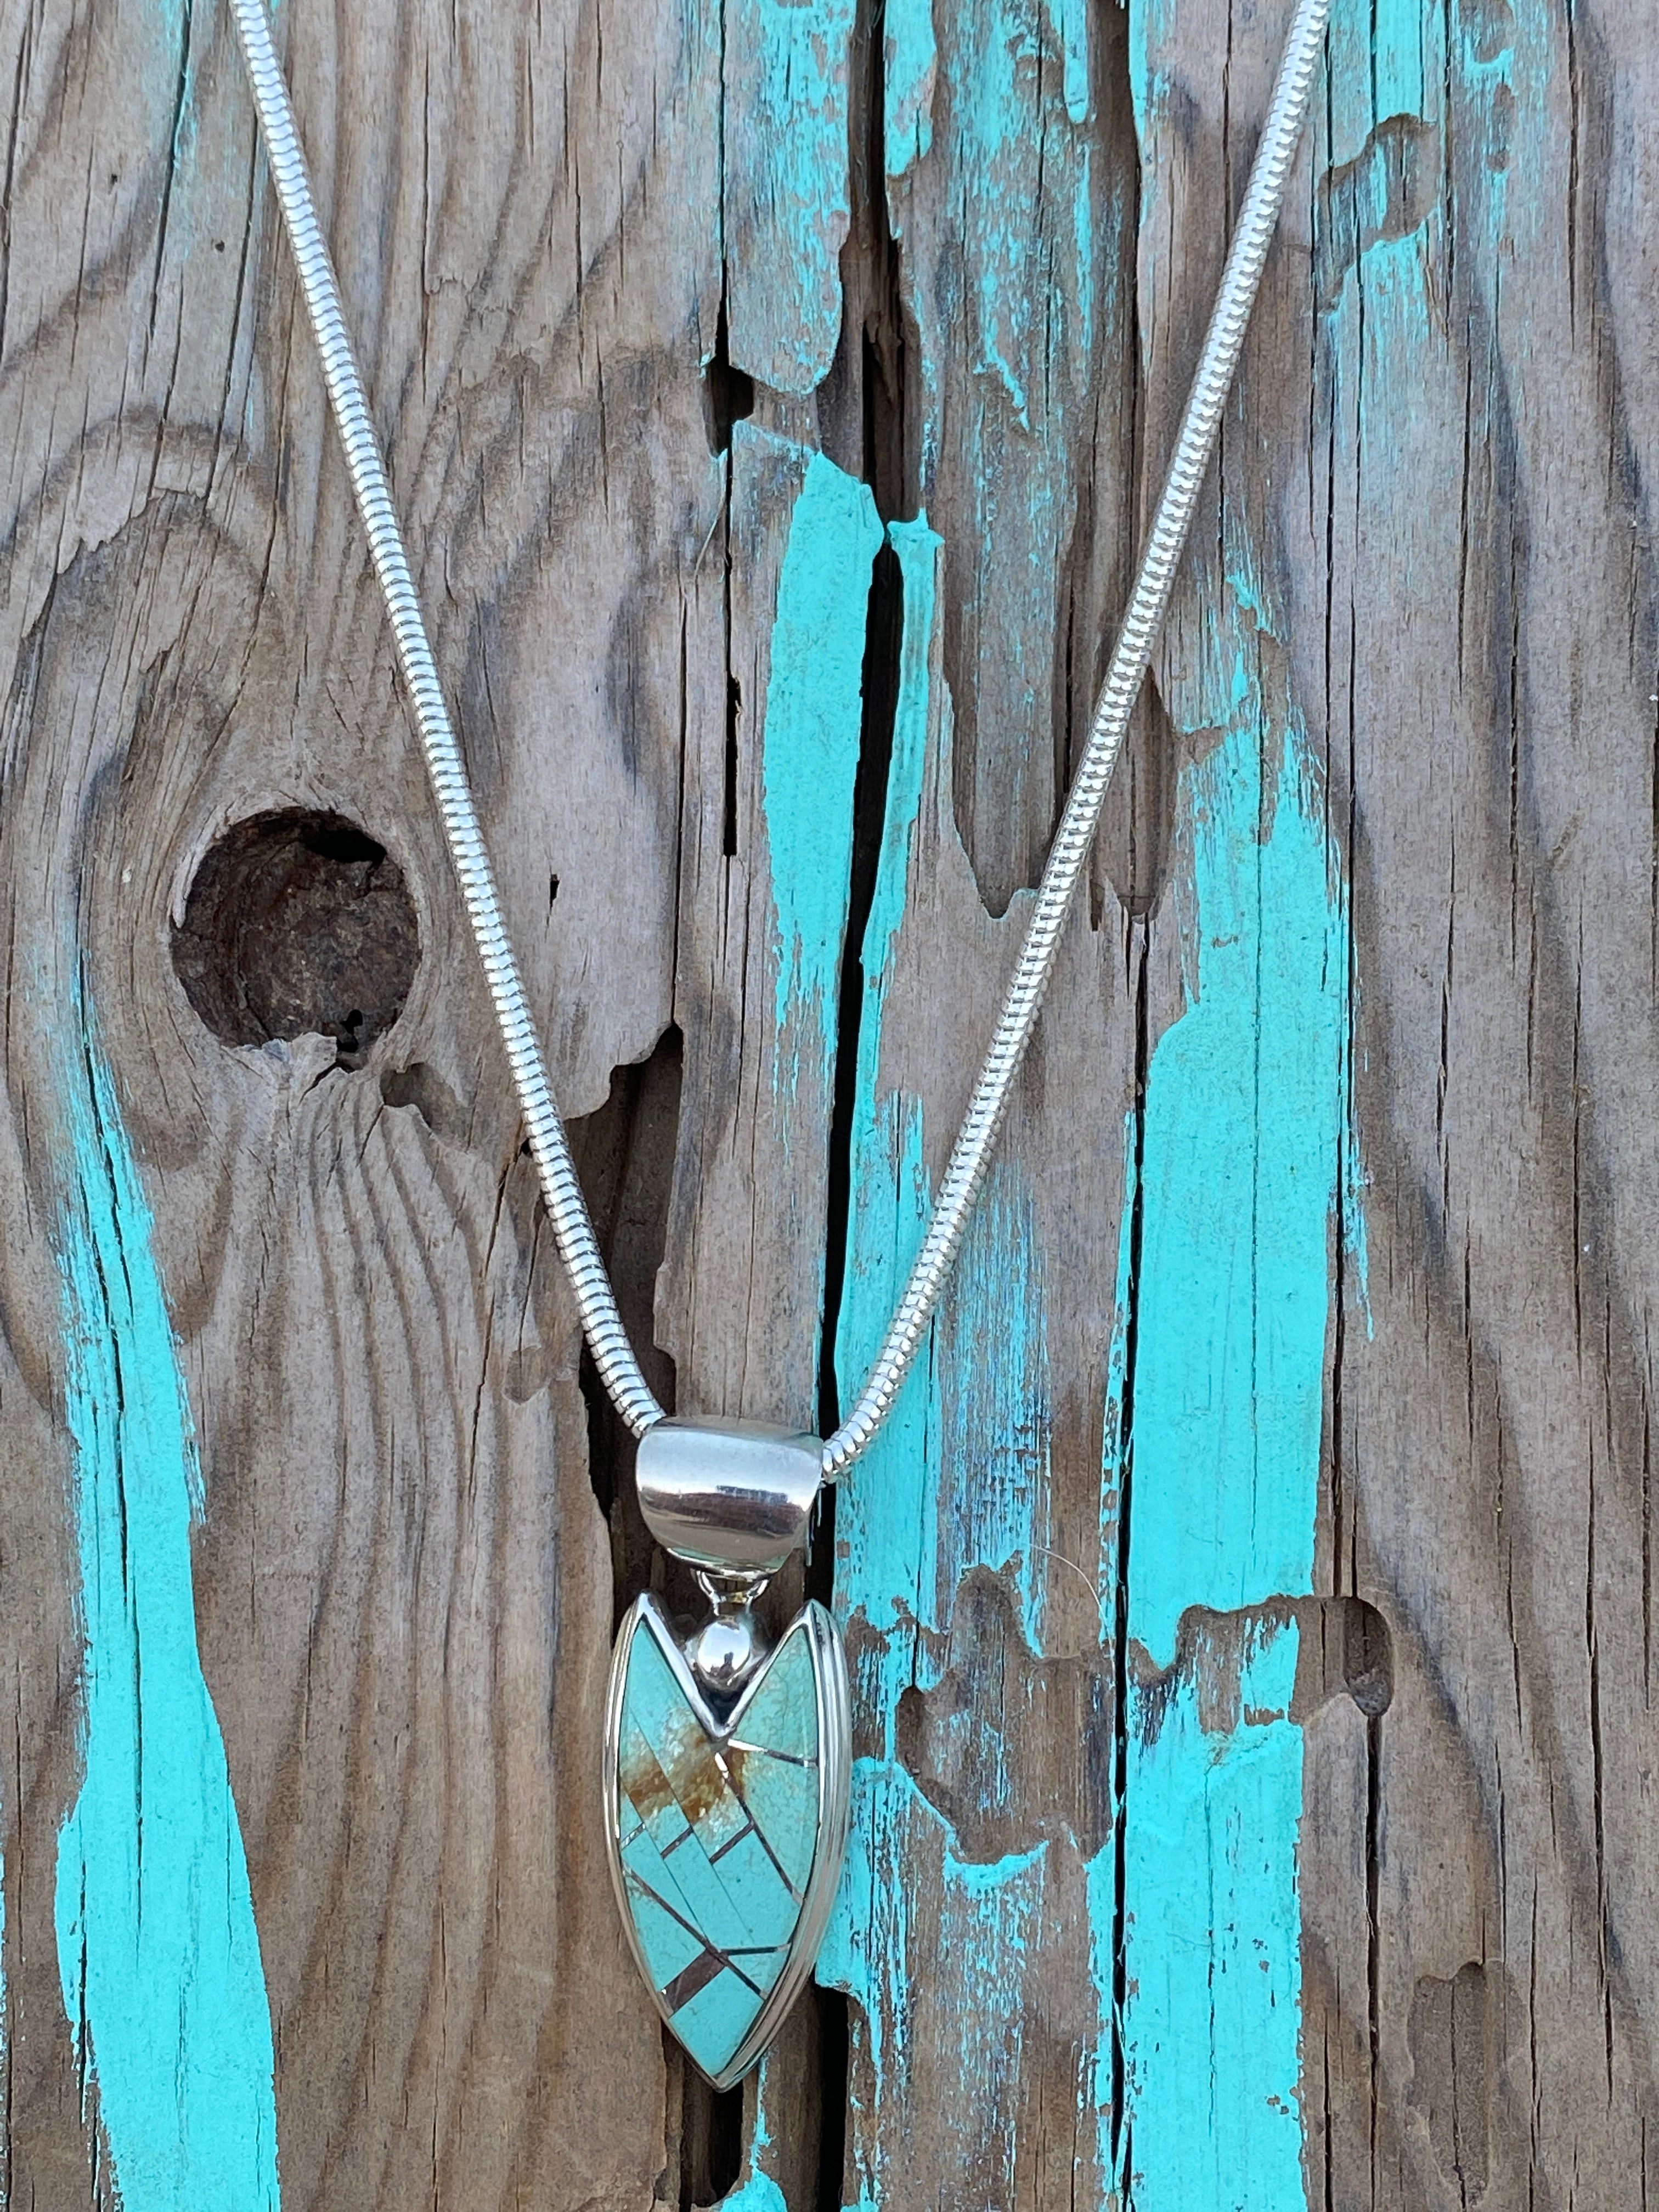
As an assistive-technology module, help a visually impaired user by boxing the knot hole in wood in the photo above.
[171,809,420,1070]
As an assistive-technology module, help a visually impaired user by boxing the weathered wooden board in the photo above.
[0,0,1654,2205]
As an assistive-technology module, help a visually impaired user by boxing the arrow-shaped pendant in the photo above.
[602,1590,851,2088]
[602,1418,850,2086]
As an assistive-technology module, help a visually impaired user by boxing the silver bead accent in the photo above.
[687,1577,766,1695]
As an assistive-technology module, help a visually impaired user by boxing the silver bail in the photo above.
[634,1417,823,1577]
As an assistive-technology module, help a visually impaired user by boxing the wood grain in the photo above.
[0,0,1655,2205]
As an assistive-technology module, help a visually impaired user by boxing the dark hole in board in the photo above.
[701,295,756,457]
[172,809,419,1070]
[1341,1597,1394,1718]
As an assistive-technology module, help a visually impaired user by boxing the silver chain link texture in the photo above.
[229,0,1332,1481]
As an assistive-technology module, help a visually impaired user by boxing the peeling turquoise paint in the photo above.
[1084,1122,1138,2133]
[816,515,1074,2200]
[1325,0,1376,166]
[942,1164,1051,1652]
[719,2167,788,2212]
[885,0,1089,186]
[758,434,884,1102]
[819,1770,1051,2212]
[746,9,1369,2198]
[820,531,1052,1660]
[859,517,940,1037]
[1128,723,1349,1672]
[1103,704,1352,2207]
[817,516,945,2194]
[1102,2,1376,2193]
[748,492,919,2206]
[1121,1622,1306,2211]
[1098,1114,1138,1565]
[1084,1827,1115,2125]
[1125,2,1159,187]
[1058,0,1091,123]
[1,1834,7,2205]
[886,0,1098,902]
[725,0,857,393]
[830,514,946,1653]
[1328,0,1443,161]
[1371,0,1427,125]
[162,0,199,188]
[954,7,1063,426]
[883,0,937,179]
[53,1001,280,2211]
[822,1107,1054,2203]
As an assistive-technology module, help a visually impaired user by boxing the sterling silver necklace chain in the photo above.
[227,0,1333,2090]
[228,0,1333,1485]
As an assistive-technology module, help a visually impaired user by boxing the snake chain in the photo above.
[228,0,1333,1479]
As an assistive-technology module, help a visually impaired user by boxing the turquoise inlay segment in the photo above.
[616,1613,823,2081]
[53,1004,280,2210]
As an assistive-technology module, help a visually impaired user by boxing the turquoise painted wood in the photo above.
[4,0,1656,2200]
[54,997,280,2208]
[752,0,1364,2204]
[611,1604,825,2084]
[818,517,1063,2203]
[725,0,859,394]
[757,436,885,1101]
[1111,704,1354,2210]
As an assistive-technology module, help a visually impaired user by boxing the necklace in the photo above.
[228,0,1333,2091]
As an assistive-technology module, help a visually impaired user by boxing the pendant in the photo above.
[602,1419,851,2089]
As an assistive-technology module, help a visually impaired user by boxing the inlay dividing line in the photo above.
[696,1760,805,1905]
[727,1741,818,1769]
[624,1872,769,2001]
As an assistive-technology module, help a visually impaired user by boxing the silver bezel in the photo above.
[601,1591,853,2092]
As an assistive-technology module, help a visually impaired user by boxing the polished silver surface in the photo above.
[231,0,1330,1479]
[601,1593,853,2090]
[635,1418,822,1577]
[687,1578,766,1695]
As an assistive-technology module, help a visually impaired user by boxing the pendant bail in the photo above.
[634,1417,823,1577]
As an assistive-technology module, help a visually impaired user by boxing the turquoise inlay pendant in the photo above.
[603,1418,851,2086]
[603,1594,850,2086]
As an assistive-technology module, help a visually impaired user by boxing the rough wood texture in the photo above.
[0,0,1654,2206]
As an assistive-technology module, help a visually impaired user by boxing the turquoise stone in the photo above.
[613,1610,823,2082]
